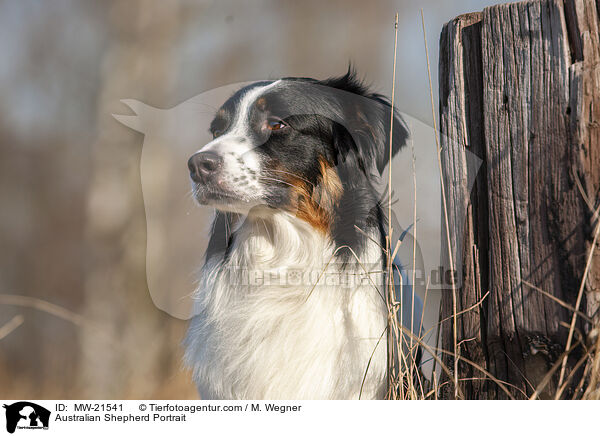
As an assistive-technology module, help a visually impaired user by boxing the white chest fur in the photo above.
[184,211,388,399]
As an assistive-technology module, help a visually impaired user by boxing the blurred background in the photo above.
[0,0,514,399]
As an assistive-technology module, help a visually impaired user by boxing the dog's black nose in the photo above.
[188,151,223,183]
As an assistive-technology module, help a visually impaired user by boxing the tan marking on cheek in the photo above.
[317,159,343,209]
[267,158,343,233]
[295,190,330,233]
[255,97,267,111]
[290,158,343,234]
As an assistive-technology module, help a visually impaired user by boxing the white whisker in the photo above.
[258,176,297,189]
[265,169,316,188]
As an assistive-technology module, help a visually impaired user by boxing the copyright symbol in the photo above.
[139,404,147,411]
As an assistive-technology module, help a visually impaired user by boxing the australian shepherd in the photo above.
[184,69,420,399]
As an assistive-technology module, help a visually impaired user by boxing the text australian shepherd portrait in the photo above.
[184,68,423,400]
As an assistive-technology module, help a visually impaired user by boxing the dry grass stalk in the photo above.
[0,315,25,341]
[421,8,461,399]
[557,209,600,393]
[385,11,401,400]
[522,280,592,323]
[583,333,600,399]
[0,294,86,326]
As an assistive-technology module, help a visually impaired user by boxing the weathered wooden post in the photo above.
[439,0,600,399]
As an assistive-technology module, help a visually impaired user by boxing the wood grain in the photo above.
[439,0,600,399]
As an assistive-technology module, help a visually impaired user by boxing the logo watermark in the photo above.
[3,402,50,434]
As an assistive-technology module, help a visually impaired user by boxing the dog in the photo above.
[184,69,422,399]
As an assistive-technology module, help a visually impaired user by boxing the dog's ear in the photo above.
[320,67,408,175]
[352,94,408,175]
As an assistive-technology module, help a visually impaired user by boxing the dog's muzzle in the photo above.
[188,151,223,184]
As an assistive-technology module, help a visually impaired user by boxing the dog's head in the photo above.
[188,68,408,232]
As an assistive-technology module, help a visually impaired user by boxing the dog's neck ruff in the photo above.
[184,210,388,399]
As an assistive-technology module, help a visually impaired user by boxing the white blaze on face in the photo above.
[197,80,282,199]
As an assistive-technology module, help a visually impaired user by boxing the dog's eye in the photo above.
[212,130,222,139]
[266,118,287,131]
